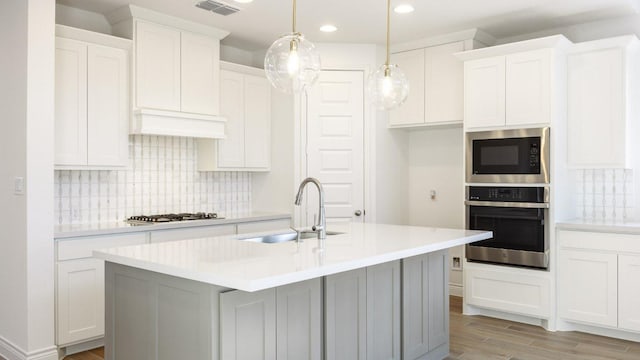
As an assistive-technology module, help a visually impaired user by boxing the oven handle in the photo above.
[465,200,550,209]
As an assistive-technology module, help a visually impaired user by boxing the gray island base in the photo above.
[96,223,491,360]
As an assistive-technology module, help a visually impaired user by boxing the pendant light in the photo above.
[368,0,409,110]
[264,0,321,94]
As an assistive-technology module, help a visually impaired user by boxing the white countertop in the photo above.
[94,222,492,292]
[556,219,640,235]
[54,211,291,238]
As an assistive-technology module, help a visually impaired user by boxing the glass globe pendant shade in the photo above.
[264,33,321,94]
[368,63,409,110]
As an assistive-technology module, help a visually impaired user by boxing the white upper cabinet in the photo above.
[135,21,220,116]
[389,41,465,128]
[460,35,570,131]
[425,41,465,125]
[198,63,271,172]
[464,56,506,129]
[567,36,639,169]
[389,49,425,127]
[506,49,552,127]
[135,21,181,112]
[55,26,130,169]
[180,31,220,116]
[108,6,229,138]
[465,50,552,129]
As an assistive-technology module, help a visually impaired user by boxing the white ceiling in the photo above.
[58,0,640,50]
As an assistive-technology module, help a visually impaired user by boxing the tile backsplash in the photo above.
[575,169,634,222]
[54,135,251,225]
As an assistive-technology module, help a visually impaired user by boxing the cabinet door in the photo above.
[366,261,401,360]
[427,250,449,351]
[87,45,129,167]
[558,249,618,327]
[505,49,551,126]
[135,21,181,111]
[276,279,322,360]
[389,49,425,127]
[55,38,88,166]
[464,56,506,129]
[325,268,367,360]
[567,48,626,168]
[402,254,429,359]
[619,254,640,332]
[425,41,464,124]
[243,74,271,169]
[181,31,220,115]
[57,258,105,345]
[220,288,276,360]
[217,70,245,168]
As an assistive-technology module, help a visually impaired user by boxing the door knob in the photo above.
[354,210,362,216]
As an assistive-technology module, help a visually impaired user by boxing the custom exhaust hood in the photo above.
[108,5,229,139]
[131,109,227,139]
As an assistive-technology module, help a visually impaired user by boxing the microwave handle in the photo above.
[465,200,550,209]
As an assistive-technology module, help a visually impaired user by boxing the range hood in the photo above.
[131,109,227,139]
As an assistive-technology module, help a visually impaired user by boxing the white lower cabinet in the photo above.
[220,288,277,360]
[557,229,640,334]
[57,258,105,345]
[619,255,640,332]
[558,249,618,327]
[149,224,236,243]
[56,233,147,346]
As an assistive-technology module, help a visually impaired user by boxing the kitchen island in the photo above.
[94,222,491,360]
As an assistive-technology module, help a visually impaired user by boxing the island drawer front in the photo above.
[57,233,148,261]
[149,224,236,243]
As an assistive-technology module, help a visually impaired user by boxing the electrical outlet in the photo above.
[430,190,436,200]
[452,256,462,270]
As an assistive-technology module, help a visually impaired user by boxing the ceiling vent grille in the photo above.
[195,0,240,16]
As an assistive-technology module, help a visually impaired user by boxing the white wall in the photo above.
[407,127,465,293]
[0,1,56,359]
[55,3,112,35]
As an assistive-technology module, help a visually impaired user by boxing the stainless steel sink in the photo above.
[239,231,343,244]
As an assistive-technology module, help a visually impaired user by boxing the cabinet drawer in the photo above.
[57,233,148,261]
[149,224,236,243]
[558,230,640,253]
[237,219,291,234]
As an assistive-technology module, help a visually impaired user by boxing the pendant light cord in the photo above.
[385,0,390,66]
[292,0,297,33]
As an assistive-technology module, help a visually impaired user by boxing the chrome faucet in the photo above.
[294,177,326,240]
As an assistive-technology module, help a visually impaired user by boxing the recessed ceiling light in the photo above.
[394,4,414,14]
[320,24,338,33]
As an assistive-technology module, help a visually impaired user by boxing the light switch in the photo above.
[14,177,25,195]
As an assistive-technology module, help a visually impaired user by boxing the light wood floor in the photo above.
[65,296,640,360]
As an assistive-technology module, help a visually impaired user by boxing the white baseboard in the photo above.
[449,283,463,297]
[0,336,58,360]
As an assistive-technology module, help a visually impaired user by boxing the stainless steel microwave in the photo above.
[466,127,550,184]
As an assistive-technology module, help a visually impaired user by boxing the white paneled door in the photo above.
[305,70,365,232]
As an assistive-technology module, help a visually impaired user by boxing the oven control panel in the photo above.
[468,186,546,203]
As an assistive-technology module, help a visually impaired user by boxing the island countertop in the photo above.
[94,222,491,292]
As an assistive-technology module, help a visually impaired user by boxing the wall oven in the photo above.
[466,186,549,269]
[466,127,550,184]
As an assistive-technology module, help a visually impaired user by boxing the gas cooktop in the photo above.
[126,212,222,225]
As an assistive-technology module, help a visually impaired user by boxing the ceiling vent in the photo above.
[195,0,241,16]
